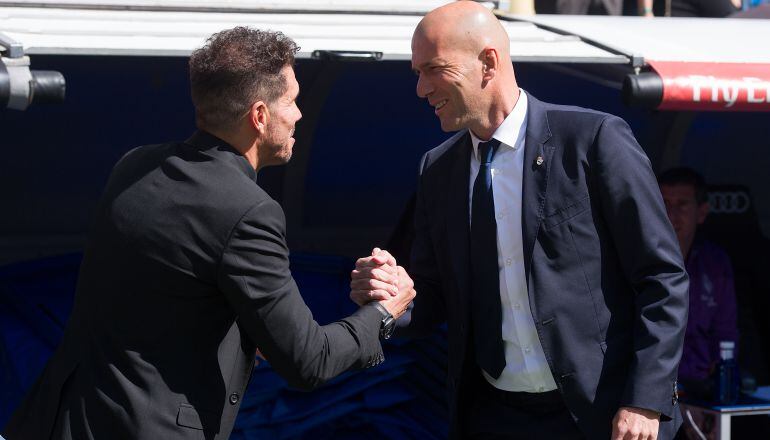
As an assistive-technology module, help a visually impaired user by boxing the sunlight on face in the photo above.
[411,34,485,133]
[265,65,302,165]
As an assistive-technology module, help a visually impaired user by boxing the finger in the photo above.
[351,289,391,302]
[350,278,397,294]
[368,267,397,284]
[355,257,397,273]
[350,289,390,304]
[351,279,398,295]
[372,248,397,267]
[356,256,379,268]
[355,256,374,268]
[349,290,371,306]
[370,254,393,267]
[350,267,395,284]
[611,422,624,440]
[396,266,414,289]
[623,428,639,440]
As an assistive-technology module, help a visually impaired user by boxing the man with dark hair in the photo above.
[189,27,297,132]
[2,27,413,440]
[658,167,738,392]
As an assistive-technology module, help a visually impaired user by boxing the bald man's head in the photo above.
[413,1,511,59]
[411,1,518,139]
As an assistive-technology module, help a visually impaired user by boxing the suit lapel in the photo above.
[521,95,554,283]
[445,132,473,301]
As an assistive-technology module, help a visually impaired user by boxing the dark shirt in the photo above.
[679,240,739,381]
[671,0,740,17]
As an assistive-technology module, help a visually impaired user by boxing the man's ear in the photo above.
[250,101,269,135]
[480,48,499,82]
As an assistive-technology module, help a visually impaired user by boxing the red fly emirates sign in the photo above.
[649,61,770,112]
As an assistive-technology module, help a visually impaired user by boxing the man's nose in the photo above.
[416,74,431,98]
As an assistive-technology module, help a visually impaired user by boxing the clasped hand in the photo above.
[350,248,415,319]
[611,406,660,440]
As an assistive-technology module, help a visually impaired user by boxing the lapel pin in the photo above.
[536,156,544,166]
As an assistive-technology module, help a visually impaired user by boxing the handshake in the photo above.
[350,248,416,320]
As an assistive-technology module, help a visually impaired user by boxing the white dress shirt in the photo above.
[468,90,558,393]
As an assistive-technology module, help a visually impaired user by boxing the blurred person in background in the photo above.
[536,0,624,15]
[658,167,739,396]
[637,0,741,17]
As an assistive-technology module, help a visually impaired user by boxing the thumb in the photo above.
[371,248,396,267]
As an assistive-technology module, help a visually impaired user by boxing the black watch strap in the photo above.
[372,303,396,340]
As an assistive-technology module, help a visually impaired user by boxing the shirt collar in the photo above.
[470,89,528,160]
[184,130,258,182]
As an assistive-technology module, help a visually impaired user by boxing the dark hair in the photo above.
[189,27,299,131]
[658,167,708,205]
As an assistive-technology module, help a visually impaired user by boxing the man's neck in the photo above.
[202,125,259,170]
[471,87,520,141]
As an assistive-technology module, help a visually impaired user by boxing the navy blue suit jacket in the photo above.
[398,95,689,439]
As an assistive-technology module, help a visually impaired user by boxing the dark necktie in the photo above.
[470,138,505,379]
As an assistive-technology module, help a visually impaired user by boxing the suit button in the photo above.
[229,393,240,405]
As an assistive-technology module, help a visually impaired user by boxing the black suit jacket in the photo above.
[3,131,384,440]
[398,95,689,439]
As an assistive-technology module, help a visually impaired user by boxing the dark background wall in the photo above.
[1,55,768,264]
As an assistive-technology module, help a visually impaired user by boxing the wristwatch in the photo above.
[373,303,396,340]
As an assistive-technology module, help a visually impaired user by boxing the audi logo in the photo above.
[708,191,751,214]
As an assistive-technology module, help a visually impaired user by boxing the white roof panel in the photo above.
[0,0,461,13]
[0,4,625,62]
[520,14,770,64]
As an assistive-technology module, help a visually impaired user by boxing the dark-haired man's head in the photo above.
[189,27,302,169]
[658,167,709,258]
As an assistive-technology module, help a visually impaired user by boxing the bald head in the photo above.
[414,1,511,60]
[411,1,518,139]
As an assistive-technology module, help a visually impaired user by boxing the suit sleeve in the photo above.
[592,116,689,419]
[394,152,447,338]
[217,198,384,390]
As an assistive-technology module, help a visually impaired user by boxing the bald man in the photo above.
[351,2,688,440]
